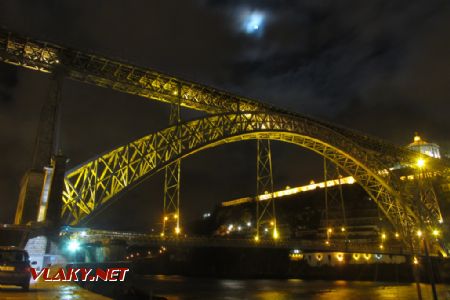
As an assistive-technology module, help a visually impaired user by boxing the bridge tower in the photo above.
[15,71,67,228]
[255,140,278,241]
[161,84,182,237]
[323,157,348,244]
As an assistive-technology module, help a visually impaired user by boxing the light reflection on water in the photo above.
[135,275,450,300]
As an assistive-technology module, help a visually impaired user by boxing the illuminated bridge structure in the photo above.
[1,28,449,256]
[63,228,407,255]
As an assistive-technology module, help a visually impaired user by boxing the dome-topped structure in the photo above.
[407,132,441,159]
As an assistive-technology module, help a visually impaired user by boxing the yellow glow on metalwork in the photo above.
[413,256,419,265]
[254,235,259,242]
[417,158,425,168]
[335,253,344,262]
[175,227,181,234]
[381,233,386,240]
[160,232,164,237]
[414,135,421,142]
[432,229,439,237]
[327,228,333,233]
[174,214,178,219]
[417,230,422,237]
[164,216,168,221]
[341,227,345,232]
[270,221,274,226]
[395,232,399,238]
[273,228,279,239]
[364,254,371,260]
[316,253,323,261]
[60,110,416,237]
[353,253,360,261]
[325,240,330,246]
[379,244,384,250]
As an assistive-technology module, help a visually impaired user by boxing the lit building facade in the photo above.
[407,133,441,159]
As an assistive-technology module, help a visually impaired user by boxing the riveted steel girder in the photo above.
[0,28,436,164]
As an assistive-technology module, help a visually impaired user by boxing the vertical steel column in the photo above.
[162,85,182,236]
[323,157,330,242]
[416,164,438,300]
[255,139,277,240]
[322,158,348,241]
[15,71,64,225]
[418,170,443,225]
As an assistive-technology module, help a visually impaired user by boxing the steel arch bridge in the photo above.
[0,28,448,254]
[62,111,434,247]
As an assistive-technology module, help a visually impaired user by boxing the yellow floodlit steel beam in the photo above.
[0,28,432,162]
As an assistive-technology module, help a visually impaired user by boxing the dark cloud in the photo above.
[0,0,449,228]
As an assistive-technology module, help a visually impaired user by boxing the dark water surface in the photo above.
[134,275,450,300]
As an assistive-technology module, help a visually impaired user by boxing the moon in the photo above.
[241,10,266,35]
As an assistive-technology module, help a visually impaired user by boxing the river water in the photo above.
[133,275,450,300]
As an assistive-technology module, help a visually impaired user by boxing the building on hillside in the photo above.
[407,133,441,159]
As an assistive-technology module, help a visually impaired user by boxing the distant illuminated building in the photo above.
[221,176,355,207]
[407,133,441,158]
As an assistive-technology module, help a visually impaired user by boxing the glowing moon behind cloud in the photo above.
[240,10,266,35]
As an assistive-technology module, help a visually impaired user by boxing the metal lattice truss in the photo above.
[323,158,348,229]
[256,140,276,238]
[0,29,261,114]
[62,112,427,244]
[0,28,431,163]
[417,172,444,225]
[162,101,182,235]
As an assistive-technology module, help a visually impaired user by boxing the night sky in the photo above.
[0,1,449,230]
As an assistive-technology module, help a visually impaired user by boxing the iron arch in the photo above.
[61,112,419,242]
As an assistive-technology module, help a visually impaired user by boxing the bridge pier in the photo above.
[255,139,277,240]
[15,170,46,225]
[162,84,182,236]
[15,70,65,229]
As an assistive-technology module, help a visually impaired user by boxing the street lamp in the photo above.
[67,239,80,252]
[417,158,425,169]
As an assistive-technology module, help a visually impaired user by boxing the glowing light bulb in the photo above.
[67,240,80,252]
[273,228,279,239]
[417,158,425,168]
